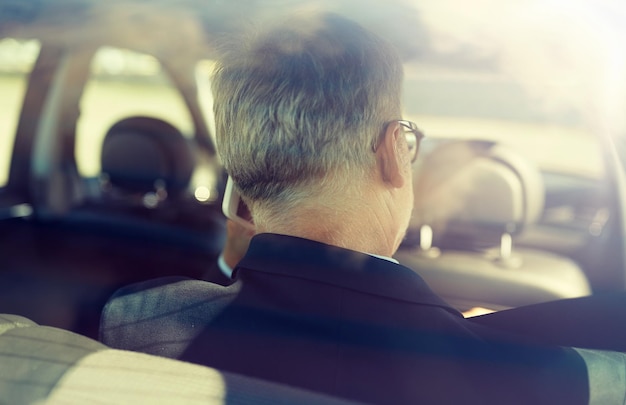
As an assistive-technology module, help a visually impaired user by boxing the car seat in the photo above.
[0,313,352,405]
[94,115,222,226]
[100,116,195,210]
[31,116,227,338]
[86,113,226,239]
[395,139,591,311]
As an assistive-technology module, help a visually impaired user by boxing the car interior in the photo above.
[1,0,625,337]
[1,0,626,402]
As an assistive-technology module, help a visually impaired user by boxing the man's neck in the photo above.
[256,192,401,257]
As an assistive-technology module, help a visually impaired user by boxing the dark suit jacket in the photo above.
[100,233,626,405]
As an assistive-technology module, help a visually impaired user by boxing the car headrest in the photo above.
[101,116,195,197]
[408,140,544,248]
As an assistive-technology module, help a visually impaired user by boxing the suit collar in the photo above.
[236,233,460,316]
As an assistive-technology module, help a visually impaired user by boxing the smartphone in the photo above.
[222,176,255,231]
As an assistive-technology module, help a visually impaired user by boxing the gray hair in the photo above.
[212,12,404,213]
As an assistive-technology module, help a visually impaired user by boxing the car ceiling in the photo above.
[0,0,430,61]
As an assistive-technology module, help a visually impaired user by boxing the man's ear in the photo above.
[376,122,406,189]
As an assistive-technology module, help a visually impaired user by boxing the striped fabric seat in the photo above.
[0,314,354,405]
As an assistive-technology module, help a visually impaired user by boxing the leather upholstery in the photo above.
[397,139,590,309]
[101,116,195,197]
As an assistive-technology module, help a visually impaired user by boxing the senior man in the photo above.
[101,12,626,405]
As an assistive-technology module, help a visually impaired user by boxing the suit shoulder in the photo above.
[100,277,239,356]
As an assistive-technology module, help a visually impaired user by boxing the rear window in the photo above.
[0,38,41,186]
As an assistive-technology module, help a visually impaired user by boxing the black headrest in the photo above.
[101,116,195,196]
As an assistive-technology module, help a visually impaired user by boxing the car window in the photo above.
[195,59,216,143]
[76,46,194,178]
[0,38,41,187]
[404,63,605,180]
